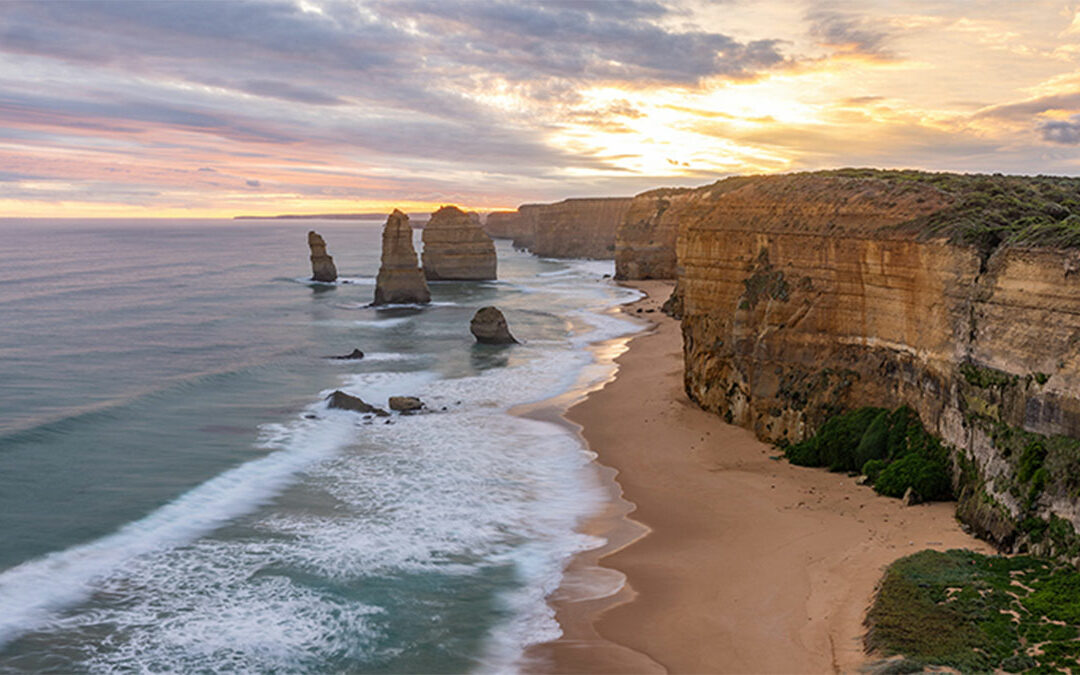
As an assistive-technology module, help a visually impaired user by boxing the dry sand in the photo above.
[528,280,992,674]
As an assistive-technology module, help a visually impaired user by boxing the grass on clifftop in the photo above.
[784,406,952,501]
[867,549,1080,673]
[822,168,1080,250]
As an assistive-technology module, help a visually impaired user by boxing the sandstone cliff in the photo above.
[487,198,632,259]
[421,206,497,280]
[483,211,522,239]
[373,209,430,305]
[307,230,338,282]
[673,170,1080,559]
[531,198,632,259]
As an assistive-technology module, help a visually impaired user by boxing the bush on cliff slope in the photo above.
[784,405,952,501]
[824,168,1080,250]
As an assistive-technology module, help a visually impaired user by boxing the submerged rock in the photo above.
[327,348,365,360]
[373,210,431,305]
[470,306,518,345]
[308,230,338,282]
[388,396,424,412]
[326,390,389,416]
[421,206,497,280]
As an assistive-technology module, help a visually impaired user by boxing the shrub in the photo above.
[875,454,952,501]
[863,458,888,482]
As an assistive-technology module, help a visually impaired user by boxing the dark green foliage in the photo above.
[784,405,953,501]
[866,549,1080,673]
[960,363,1018,389]
[863,458,887,483]
[1034,372,1050,385]
[875,454,952,501]
[1018,440,1048,483]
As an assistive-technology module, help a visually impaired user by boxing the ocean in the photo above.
[0,218,641,673]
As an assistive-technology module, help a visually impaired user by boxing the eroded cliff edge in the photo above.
[483,198,632,259]
[666,170,1080,560]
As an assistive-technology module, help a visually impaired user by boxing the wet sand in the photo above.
[529,280,991,674]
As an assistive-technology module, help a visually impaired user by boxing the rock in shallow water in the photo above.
[327,348,365,360]
[388,396,424,411]
[470,306,518,344]
[326,390,389,416]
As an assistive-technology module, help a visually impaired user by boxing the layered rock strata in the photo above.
[373,210,430,305]
[307,230,338,282]
[487,198,631,259]
[672,171,1080,559]
[421,206,496,280]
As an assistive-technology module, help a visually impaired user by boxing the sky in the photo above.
[3,0,1080,217]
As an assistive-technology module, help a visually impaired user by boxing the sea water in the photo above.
[0,219,642,673]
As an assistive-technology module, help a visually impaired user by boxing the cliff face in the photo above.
[675,172,1080,558]
[373,209,430,305]
[421,206,497,280]
[307,230,338,282]
[531,198,632,259]
[483,211,522,239]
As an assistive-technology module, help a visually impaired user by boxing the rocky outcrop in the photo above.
[421,206,497,280]
[673,170,1080,559]
[327,348,364,360]
[326,390,389,416]
[470,306,518,344]
[483,211,522,239]
[308,230,338,282]
[373,209,431,305]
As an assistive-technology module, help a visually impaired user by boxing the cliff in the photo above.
[488,198,632,259]
[373,209,430,305]
[307,230,338,282]
[531,198,632,259]
[483,211,522,239]
[421,206,497,280]
[672,170,1080,559]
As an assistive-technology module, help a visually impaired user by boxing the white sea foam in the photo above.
[0,411,357,649]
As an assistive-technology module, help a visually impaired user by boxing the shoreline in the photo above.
[528,280,993,673]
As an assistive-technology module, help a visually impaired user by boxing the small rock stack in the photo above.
[307,230,338,282]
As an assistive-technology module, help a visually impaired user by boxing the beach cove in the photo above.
[532,281,993,674]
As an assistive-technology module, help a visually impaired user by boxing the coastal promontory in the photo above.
[373,209,430,305]
[420,206,496,280]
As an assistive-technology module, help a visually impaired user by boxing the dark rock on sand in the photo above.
[470,306,518,345]
[326,390,389,416]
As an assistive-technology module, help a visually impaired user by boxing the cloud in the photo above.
[806,10,895,59]
[1039,115,1080,144]
[245,179,261,187]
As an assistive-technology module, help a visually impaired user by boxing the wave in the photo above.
[0,411,355,649]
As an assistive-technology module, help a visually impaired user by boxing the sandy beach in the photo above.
[530,280,993,674]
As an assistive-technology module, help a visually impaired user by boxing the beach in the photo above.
[532,280,993,674]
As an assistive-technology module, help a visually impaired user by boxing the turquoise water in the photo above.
[0,219,641,673]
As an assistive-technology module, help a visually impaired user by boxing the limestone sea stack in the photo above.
[308,230,337,282]
[373,210,431,305]
[421,206,497,280]
[470,306,517,344]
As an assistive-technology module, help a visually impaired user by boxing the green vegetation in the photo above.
[960,362,1020,389]
[784,406,952,501]
[1034,372,1051,386]
[820,169,1080,250]
[866,549,1080,673]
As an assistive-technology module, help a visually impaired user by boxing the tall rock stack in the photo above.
[307,230,338,282]
[482,211,521,239]
[421,206,497,280]
[373,210,430,305]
